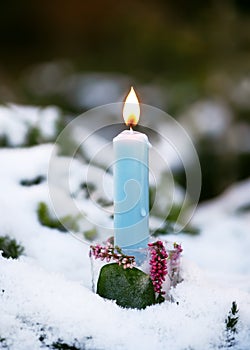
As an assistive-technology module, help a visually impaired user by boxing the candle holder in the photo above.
[89,239,183,309]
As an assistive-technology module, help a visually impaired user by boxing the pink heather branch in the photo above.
[148,241,168,300]
[90,242,136,269]
[173,242,183,254]
[170,242,183,268]
[168,242,183,286]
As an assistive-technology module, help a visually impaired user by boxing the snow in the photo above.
[65,73,130,109]
[0,104,60,146]
[231,77,250,108]
[179,100,233,138]
[0,106,250,349]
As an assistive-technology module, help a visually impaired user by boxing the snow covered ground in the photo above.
[0,107,250,349]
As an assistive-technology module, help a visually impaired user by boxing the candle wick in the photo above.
[129,126,133,133]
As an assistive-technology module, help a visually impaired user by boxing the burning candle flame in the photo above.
[123,87,140,128]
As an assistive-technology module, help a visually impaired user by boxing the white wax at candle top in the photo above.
[113,130,151,146]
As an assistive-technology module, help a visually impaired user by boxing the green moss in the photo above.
[24,123,58,147]
[25,126,42,146]
[80,182,96,199]
[60,215,79,232]
[51,340,81,350]
[152,203,200,236]
[151,220,177,236]
[20,175,45,186]
[37,202,67,232]
[236,203,250,214]
[152,220,199,236]
[38,331,90,349]
[0,336,8,348]
[0,236,25,259]
[56,128,80,157]
[225,301,239,348]
[0,134,10,148]
[96,198,112,207]
[183,225,200,236]
[37,202,79,233]
[83,228,97,241]
[226,301,239,333]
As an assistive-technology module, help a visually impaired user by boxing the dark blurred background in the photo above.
[0,0,250,202]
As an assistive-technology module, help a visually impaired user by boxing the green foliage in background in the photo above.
[20,175,45,186]
[151,200,200,236]
[0,337,7,349]
[37,202,79,233]
[0,236,24,259]
[225,301,239,347]
[83,228,97,241]
[37,201,97,240]
[0,135,9,148]
[25,127,42,146]
[51,340,82,350]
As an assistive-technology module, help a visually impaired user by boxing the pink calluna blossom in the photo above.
[148,241,168,299]
[90,242,136,269]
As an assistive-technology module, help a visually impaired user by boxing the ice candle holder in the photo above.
[89,239,183,308]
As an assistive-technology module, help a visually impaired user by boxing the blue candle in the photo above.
[113,87,150,253]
